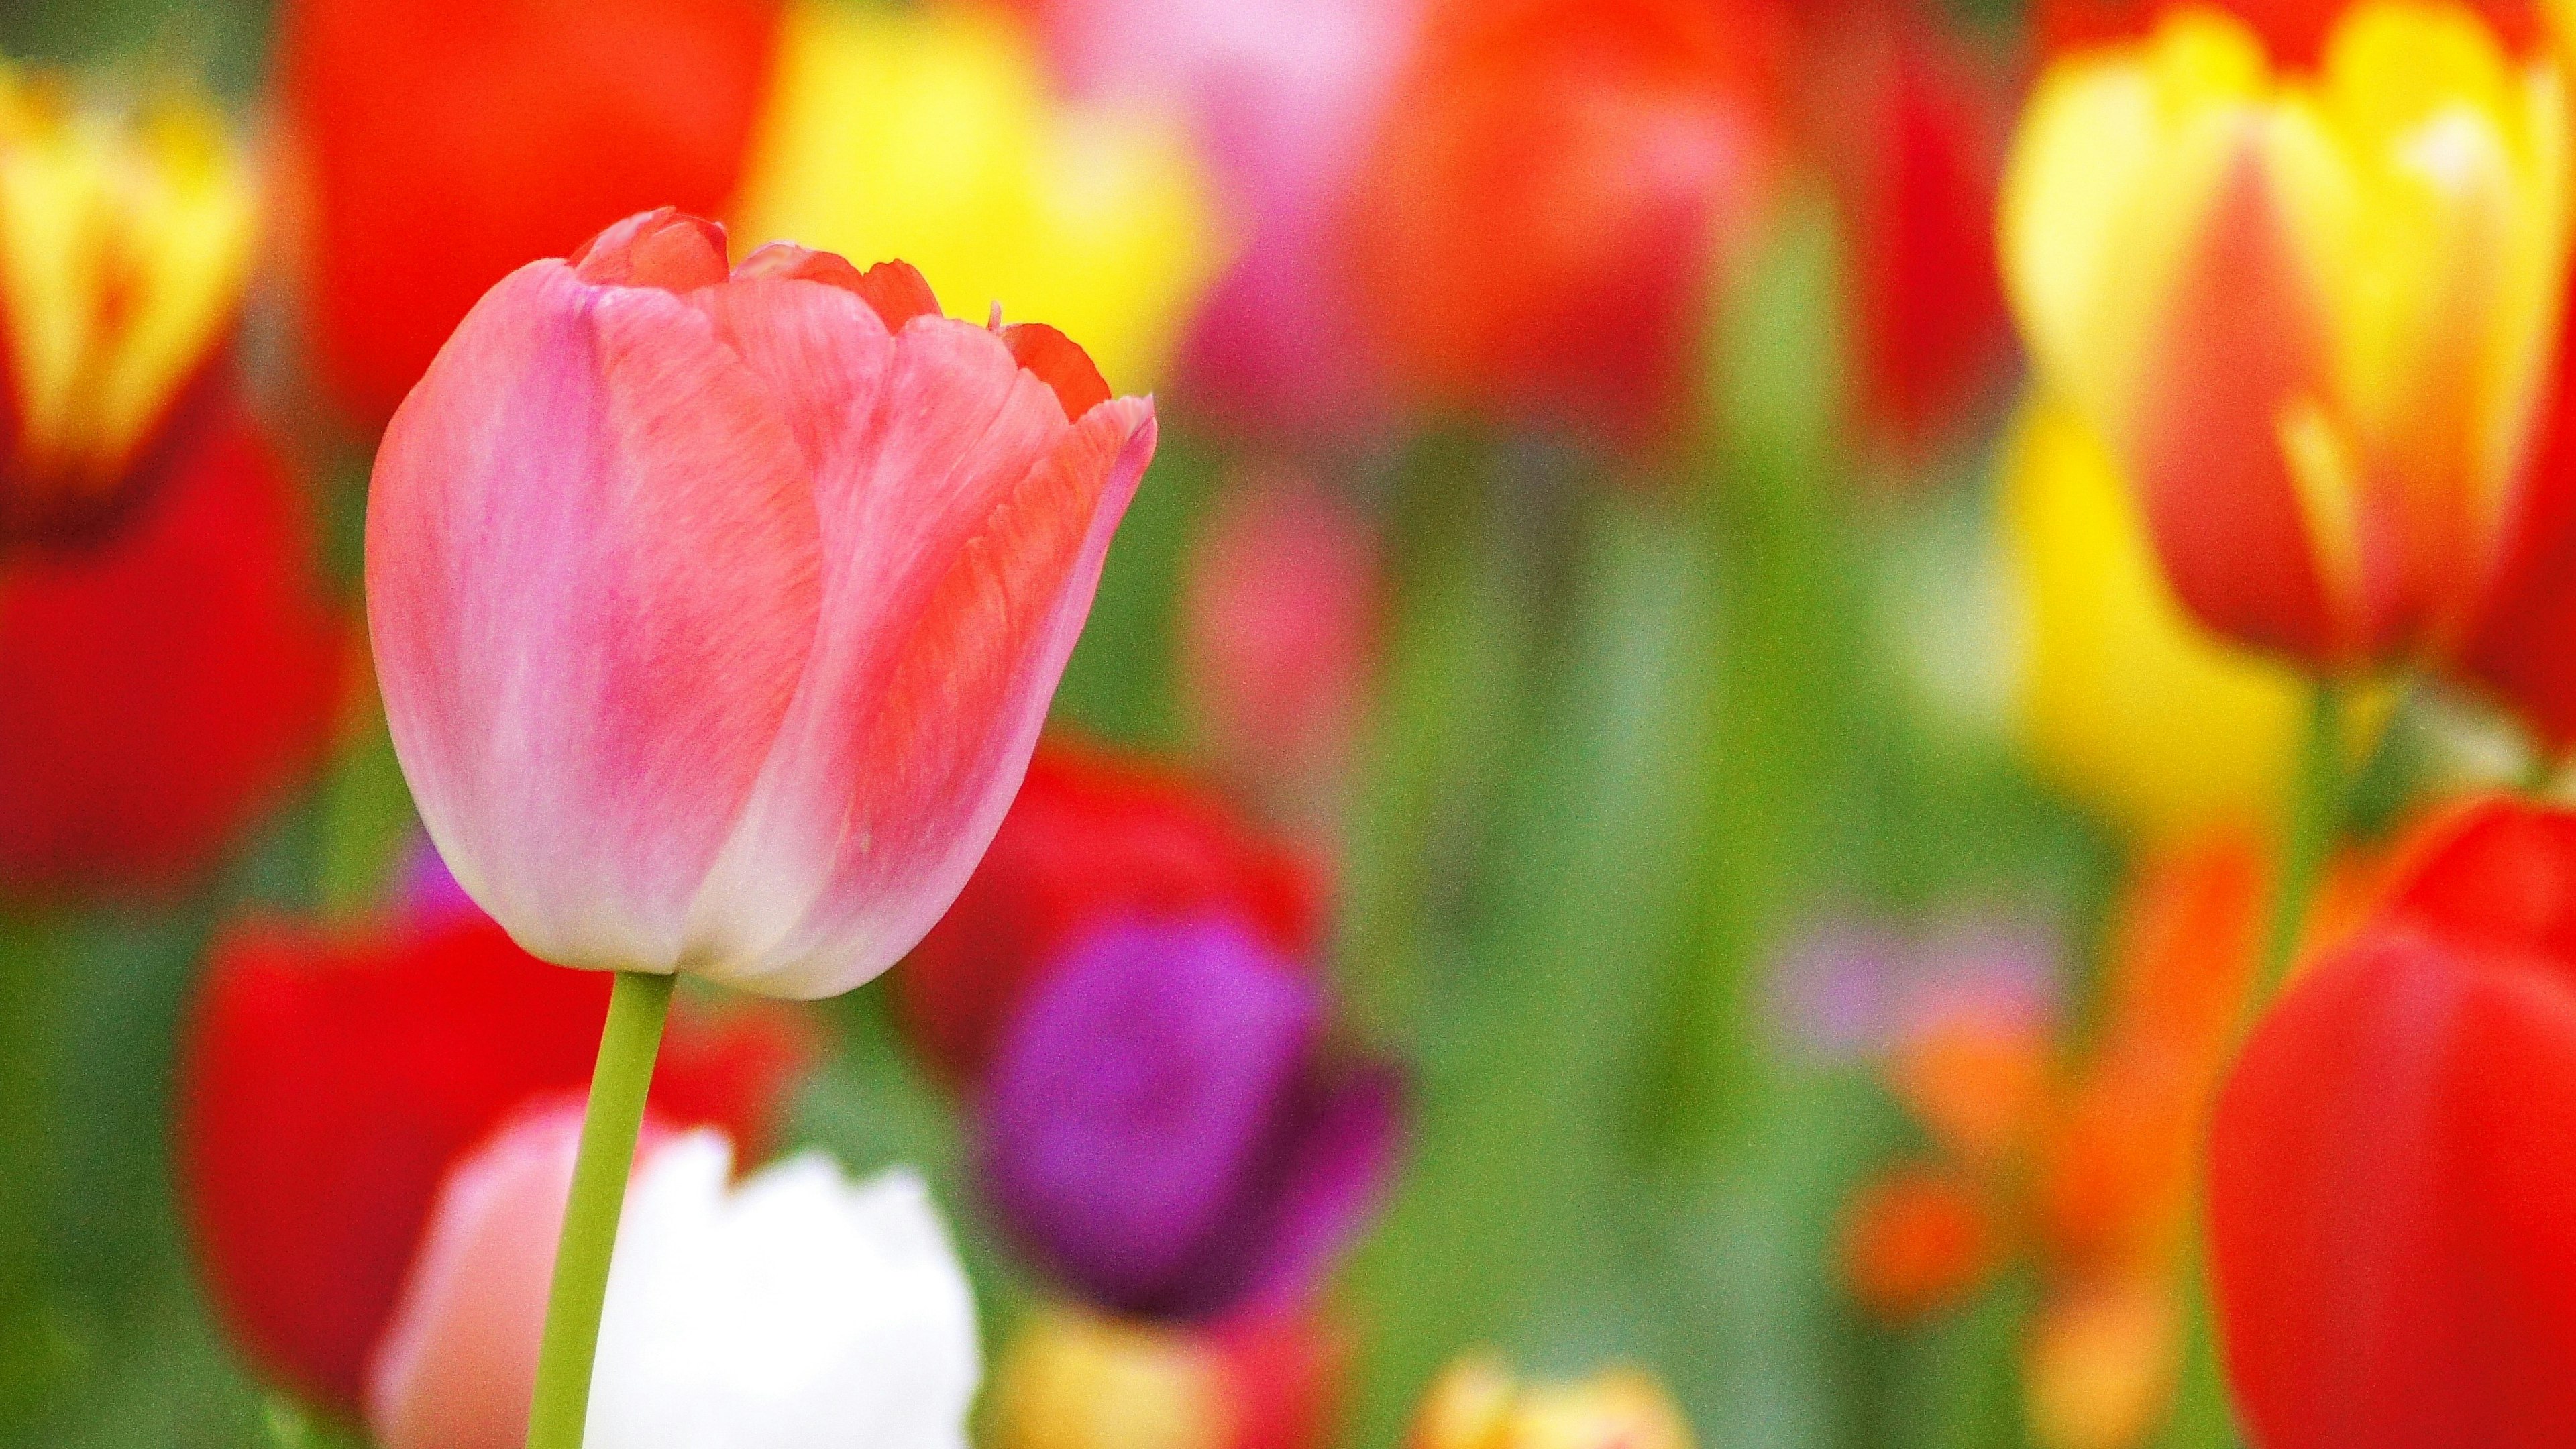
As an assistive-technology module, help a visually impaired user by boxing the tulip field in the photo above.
[11,0,2576,1447]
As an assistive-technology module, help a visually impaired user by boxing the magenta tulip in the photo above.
[367,208,1157,998]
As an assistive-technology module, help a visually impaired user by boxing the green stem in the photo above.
[2165,678,2347,1449]
[525,970,673,1449]
[2250,680,2346,1020]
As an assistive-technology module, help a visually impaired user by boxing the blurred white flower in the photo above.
[369,1106,980,1449]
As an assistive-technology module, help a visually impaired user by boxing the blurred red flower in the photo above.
[0,405,343,890]
[178,913,812,1411]
[1796,3,2012,460]
[1348,0,1784,444]
[2211,798,2576,1448]
[2035,0,2544,62]
[279,0,782,426]
[896,738,1325,1084]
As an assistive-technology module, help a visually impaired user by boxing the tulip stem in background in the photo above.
[2252,681,2346,1016]
[525,969,672,1449]
[2163,680,2350,1449]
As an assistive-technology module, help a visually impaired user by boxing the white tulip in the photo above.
[370,1108,981,1449]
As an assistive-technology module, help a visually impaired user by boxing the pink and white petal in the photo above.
[368,262,822,973]
[677,307,1075,977]
[700,396,1158,999]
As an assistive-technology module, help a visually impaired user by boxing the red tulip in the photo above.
[0,403,341,890]
[1348,0,1784,443]
[366,209,1156,998]
[896,737,1325,1083]
[1797,4,2011,458]
[2210,798,2576,1446]
[280,0,782,427]
[178,911,811,1410]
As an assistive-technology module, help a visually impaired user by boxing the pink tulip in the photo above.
[368,209,1158,999]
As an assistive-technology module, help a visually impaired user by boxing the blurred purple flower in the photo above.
[1773,912,2060,1063]
[979,916,1403,1321]
[1032,0,1423,437]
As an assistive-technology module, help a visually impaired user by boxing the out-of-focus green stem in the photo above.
[525,969,672,1449]
[2167,678,2346,1449]
[2249,681,2347,1019]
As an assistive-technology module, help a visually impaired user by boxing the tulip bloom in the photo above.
[733,4,1220,394]
[979,918,1402,1321]
[0,67,255,544]
[1017,0,1424,435]
[178,913,808,1409]
[1407,1356,1696,1449]
[1350,0,1782,441]
[369,1109,981,1449]
[898,737,1325,1081]
[2000,5,2574,680]
[0,405,341,889]
[367,209,1157,998]
[987,1303,1344,1449]
[2210,798,2576,1447]
[2000,396,2316,841]
[279,0,780,425]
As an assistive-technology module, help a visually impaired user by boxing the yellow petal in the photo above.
[986,1303,1234,1449]
[731,2,1226,394]
[0,66,255,521]
[1999,10,2269,443]
[2002,392,2312,841]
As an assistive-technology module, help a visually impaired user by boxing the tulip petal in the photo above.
[2127,138,2349,659]
[2211,928,2576,1447]
[981,918,1324,1313]
[672,291,1154,996]
[368,260,824,972]
[1163,1063,1405,1320]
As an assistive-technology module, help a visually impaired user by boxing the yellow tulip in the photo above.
[1999,3,2569,669]
[1408,1354,1695,1449]
[0,66,254,542]
[732,2,1224,396]
[2001,393,2315,841]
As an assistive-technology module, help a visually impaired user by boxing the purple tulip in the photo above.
[978,915,1403,1321]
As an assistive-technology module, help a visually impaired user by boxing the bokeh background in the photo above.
[0,0,2555,1446]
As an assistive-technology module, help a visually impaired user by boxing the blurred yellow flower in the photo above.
[987,1303,1234,1449]
[0,65,254,541]
[1409,1354,1694,1449]
[733,1,1224,395]
[1998,3,2570,667]
[2022,1279,2180,1449]
[2000,393,2311,841]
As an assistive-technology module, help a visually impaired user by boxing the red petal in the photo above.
[568,208,731,292]
[284,0,782,425]
[2212,800,2576,1447]
[1002,321,1114,421]
[176,914,810,1410]
[731,246,945,333]
[2128,144,2346,663]
[896,737,1327,1083]
[0,405,342,890]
